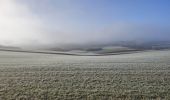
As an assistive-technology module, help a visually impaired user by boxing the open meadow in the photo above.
[0,50,169,100]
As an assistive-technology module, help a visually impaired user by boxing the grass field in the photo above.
[0,50,169,100]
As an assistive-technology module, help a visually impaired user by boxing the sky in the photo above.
[0,0,170,48]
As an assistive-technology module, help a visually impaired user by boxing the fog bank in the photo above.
[0,0,170,48]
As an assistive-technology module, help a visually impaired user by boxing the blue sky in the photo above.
[21,0,170,25]
[0,0,170,47]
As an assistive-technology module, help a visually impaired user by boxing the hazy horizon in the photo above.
[0,0,170,48]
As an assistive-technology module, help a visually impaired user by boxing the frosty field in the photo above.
[0,50,169,100]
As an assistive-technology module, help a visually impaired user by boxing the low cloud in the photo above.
[0,0,169,48]
[0,0,47,47]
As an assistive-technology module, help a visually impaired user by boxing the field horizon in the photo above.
[0,50,169,99]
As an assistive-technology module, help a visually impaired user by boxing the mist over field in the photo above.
[0,0,170,49]
[1,1,170,99]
